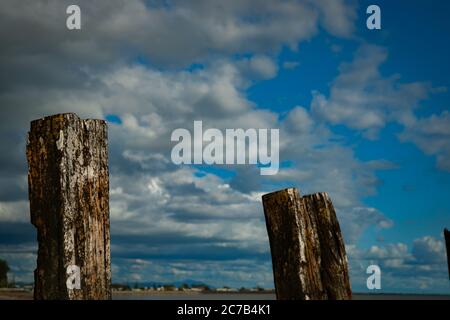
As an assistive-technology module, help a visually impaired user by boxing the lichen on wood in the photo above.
[27,113,111,300]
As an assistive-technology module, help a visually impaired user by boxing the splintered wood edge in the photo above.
[262,188,330,202]
[261,188,299,202]
[302,192,330,201]
[30,113,106,128]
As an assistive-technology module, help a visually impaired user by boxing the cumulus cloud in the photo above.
[341,207,393,243]
[399,111,450,171]
[348,235,450,293]
[0,201,29,223]
[311,44,440,139]
[412,236,447,264]
[0,51,394,285]
[237,55,279,80]
[3,1,444,292]
[0,0,356,87]
[309,43,450,174]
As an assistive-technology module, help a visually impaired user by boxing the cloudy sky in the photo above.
[0,0,449,294]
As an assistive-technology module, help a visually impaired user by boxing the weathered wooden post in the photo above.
[445,228,450,280]
[27,113,111,300]
[262,188,351,300]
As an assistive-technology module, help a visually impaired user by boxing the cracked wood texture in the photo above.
[262,188,351,300]
[27,113,111,300]
[445,228,450,280]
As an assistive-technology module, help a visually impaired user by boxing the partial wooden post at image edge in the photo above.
[445,228,450,280]
[27,113,111,299]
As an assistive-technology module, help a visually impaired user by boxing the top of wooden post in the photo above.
[261,187,330,202]
[262,188,298,201]
[30,113,106,129]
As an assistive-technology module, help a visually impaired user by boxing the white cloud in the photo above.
[7,1,448,292]
[347,236,450,293]
[0,50,397,288]
[309,42,450,173]
[399,111,450,171]
[0,201,29,223]
[311,0,356,37]
[311,44,438,139]
[238,55,279,80]
[412,236,446,264]
[0,0,356,71]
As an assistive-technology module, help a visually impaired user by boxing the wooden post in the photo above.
[262,188,352,300]
[27,113,111,300]
[445,228,450,280]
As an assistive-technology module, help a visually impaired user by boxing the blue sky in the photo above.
[247,1,450,249]
[0,0,449,294]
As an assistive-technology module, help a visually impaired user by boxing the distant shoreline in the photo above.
[1,289,449,300]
